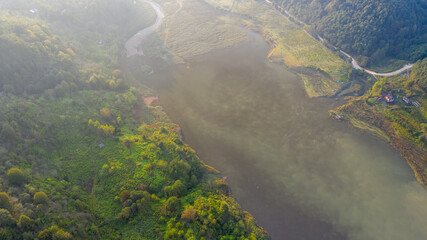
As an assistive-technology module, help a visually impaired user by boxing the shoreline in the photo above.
[218,0,427,187]
[122,0,270,237]
[334,98,427,187]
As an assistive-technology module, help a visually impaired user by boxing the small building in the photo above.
[385,94,394,103]
[402,96,411,104]
[98,143,105,148]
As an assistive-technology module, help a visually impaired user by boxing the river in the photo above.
[125,4,427,240]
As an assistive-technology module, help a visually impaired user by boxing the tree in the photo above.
[164,180,185,197]
[162,197,181,215]
[52,229,72,240]
[181,206,196,221]
[38,225,72,240]
[18,215,34,230]
[168,159,191,182]
[100,107,112,121]
[119,207,132,220]
[0,123,15,142]
[112,69,122,78]
[0,193,11,210]
[119,190,130,203]
[7,168,26,185]
[0,209,16,227]
[34,192,48,204]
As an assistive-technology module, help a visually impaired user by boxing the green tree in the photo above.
[0,209,16,227]
[7,168,26,185]
[52,229,72,240]
[38,225,72,240]
[34,192,48,204]
[0,193,11,210]
[162,196,181,215]
[168,159,191,182]
[164,180,185,197]
[119,190,130,203]
[18,215,34,230]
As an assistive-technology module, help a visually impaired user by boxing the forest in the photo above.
[271,0,427,68]
[0,0,268,239]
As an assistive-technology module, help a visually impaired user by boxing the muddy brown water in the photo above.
[126,29,427,240]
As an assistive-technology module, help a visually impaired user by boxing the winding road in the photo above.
[124,0,164,58]
[340,50,413,77]
[264,0,414,77]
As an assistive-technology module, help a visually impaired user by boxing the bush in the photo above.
[7,168,26,185]
[0,192,11,210]
[34,192,48,204]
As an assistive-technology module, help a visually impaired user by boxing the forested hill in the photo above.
[0,0,269,239]
[271,0,427,66]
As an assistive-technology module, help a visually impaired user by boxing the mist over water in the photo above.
[144,31,427,239]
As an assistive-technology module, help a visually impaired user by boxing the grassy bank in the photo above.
[140,0,248,64]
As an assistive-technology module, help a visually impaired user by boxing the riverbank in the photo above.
[333,97,427,186]
[120,0,270,238]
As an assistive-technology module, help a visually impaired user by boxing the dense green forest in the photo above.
[0,0,268,239]
[271,0,427,67]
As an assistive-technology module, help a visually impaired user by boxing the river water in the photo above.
[125,8,427,239]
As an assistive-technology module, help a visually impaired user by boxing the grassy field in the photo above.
[141,0,248,63]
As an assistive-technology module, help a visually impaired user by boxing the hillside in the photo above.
[271,0,427,68]
[0,0,268,239]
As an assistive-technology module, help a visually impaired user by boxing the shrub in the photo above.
[0,192,11,210]
[7,168,26,185]
[34,192,48,204]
